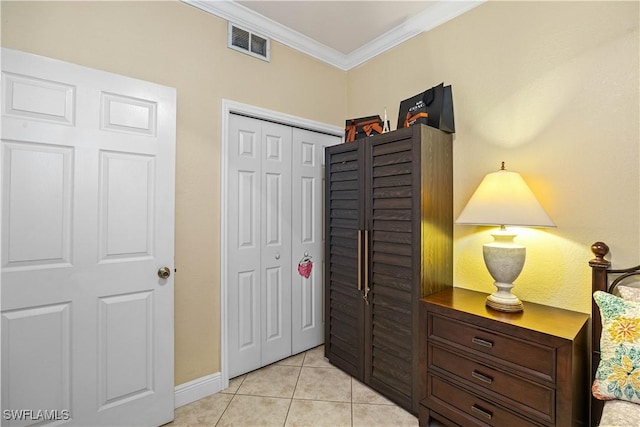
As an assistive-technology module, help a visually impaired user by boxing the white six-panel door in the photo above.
[1,48,176,426]
[227,115,292,377]
[226,114,339,377]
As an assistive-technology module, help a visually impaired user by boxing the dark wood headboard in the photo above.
[589,241,640,426]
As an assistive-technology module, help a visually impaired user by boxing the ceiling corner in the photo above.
[182,0,485,71]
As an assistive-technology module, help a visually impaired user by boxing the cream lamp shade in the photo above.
[457,163,555,312]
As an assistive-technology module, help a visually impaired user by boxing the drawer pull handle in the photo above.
[471,370,493,384]
[471,404,493,420]
[471,337,494,348]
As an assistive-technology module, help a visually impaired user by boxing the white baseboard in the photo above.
[174,372,222,408]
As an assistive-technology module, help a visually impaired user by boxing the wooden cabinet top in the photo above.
[422,288,589,342]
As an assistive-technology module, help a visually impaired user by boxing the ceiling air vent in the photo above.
[228,23,270,62]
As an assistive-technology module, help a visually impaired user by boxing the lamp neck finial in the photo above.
[500,161,506,171]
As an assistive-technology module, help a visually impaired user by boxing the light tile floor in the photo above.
[164,345,420,427]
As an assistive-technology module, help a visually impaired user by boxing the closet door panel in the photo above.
[227,115,263,377]
[228,116,294,374]
[260,122,292,366]
[291,128,340,354]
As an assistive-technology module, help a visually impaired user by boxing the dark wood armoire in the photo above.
[324,124,453,414]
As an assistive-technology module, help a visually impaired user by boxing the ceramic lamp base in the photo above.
[482,227,526,313]
[486,292,524,312]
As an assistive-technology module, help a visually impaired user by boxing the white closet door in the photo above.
[290,128,340,353]
[226,113,340,378]
[227,114,292,377]
[227,115,261,377]
[260,121,292,366]
[1,48,176,426]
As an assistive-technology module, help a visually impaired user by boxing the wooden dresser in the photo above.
[419,288,589,426]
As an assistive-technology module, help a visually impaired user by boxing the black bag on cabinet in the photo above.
[397,83,455,133]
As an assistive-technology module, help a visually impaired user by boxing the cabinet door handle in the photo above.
[357,230,362,291]
[471,337,494,348]
[471,404,493,420]
[363,230,370,304]
[471,370,493,384]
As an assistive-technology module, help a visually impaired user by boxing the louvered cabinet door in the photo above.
[366,133,417,411]
[324,141,366,380]
[323,125,453,415]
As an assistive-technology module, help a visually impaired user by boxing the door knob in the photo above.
[158,267,171,279]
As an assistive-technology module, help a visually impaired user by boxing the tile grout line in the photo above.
[215,374,245,426]
[350,376,354,427]
[282,349,307,426]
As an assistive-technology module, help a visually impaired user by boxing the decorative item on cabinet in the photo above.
[324,124,453,414]
[344,115,387,142]
[382,107,390,133]
[397,82,455,133]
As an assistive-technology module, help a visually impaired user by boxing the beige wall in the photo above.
[347,0,639,313]
[2,0,638,388]
[0,0,347,386]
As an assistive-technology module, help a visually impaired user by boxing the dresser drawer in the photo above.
[429,313,555,382]
[427,374,541,426]
[429,344,554,423]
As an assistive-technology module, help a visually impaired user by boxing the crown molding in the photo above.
[346,1,485,69]
[183,0,485,71]
[184,0,351,69]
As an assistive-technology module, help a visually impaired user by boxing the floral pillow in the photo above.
[592,291,640,403]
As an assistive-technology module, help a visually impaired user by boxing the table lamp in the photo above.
[456,162,555,312]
